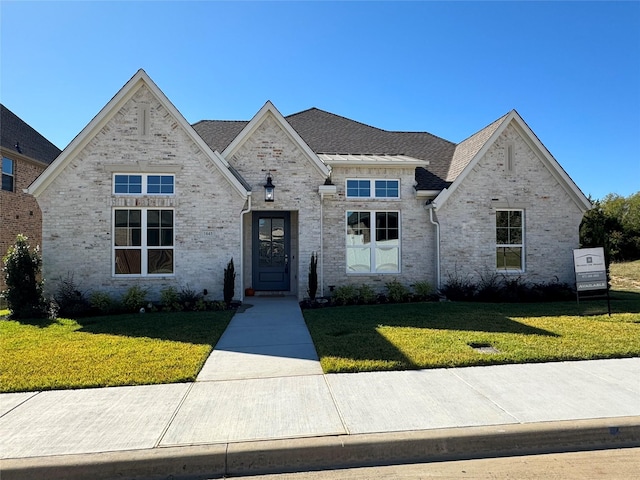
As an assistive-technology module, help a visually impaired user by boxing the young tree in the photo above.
[2,234,48,318]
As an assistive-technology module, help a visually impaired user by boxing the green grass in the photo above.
[610,260,640,292]
[304,291,640,373]
[0,310,233,393]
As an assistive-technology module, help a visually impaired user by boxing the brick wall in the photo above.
[321,166,437,295]
[437,122,585,287]
[0,151,47,292]
[35,85,246,302]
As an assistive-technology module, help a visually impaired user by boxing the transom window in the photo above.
[2,158,14,192]
[496,210,524,271]
[113,174,174,195]
[346,179,399,198]
[346,210,400,273]
[114,208,174,276]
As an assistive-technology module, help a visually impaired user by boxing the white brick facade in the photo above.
[30,70,589,303]
[437,124,585,286]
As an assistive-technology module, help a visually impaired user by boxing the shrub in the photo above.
[475,271,502,302]
[89,291,115,314]
[307,252,318,301]
[2,234,48,319]
[160,286,182,312]
[358,284,377,304]
[122,285,149,312]
[179,284,202,311]
[441,271,476,301]
[332,285,358,306]
[53,273,91,317]
[385,280,411,303]
[223,258,236,306]
[412,281,433,301]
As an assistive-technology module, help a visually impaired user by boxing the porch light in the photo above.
[264,173,275,202]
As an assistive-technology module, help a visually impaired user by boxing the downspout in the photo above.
[239,194,252,301]
[319,192,324,298]
[427,204,441,290]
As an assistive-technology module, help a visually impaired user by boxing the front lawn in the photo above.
[304,293,640,373]
[0,310,234,393]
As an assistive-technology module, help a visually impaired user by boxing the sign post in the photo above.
[573,247,610,315]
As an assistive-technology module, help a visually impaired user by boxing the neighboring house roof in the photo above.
[27,70,249,199]
[0,104,61,164]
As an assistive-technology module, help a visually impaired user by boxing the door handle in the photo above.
[285,254,289,274]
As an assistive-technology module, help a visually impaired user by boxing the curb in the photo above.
[2,416,640,480]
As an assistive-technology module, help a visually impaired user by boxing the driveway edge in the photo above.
[3,416,640,480]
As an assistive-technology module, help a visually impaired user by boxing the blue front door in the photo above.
[252,212,290,291]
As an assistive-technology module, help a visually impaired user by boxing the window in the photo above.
[113,174,174,195]
[346,211,400,273]
[2,158,14,192]
[114,209,174,275]
[496,210,524,271]
[346,179,399,198]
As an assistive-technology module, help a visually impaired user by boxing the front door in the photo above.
[252,212,290,291]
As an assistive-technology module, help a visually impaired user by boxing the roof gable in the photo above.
[434,110,591,212]
[27,70,249,198]
[221,102,330,178]
[0,104,61,164]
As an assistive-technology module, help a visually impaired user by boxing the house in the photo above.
[1,104,62,293]
[27,70,591,302]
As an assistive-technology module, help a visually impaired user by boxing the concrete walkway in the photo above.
[1,297,639,479]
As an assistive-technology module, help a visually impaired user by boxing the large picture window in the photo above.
[2,158,14,192]
[346,211,400,273]
[114,209,174,276]
[496,210,524,271]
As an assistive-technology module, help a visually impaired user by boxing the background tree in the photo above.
[2,234,48,318]
[580,192,640,263]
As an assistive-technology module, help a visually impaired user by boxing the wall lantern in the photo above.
[264,173,275,202]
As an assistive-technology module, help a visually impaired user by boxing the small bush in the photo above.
[308,252,318,301]
[179,284,201,311]
[224,258,236,306]
[358,284,377,304]
[475,271,502,302]
[441,272,476,301]
[89,291,116,314]
[53,273,91,318]
[122,285,149,312]
[332,285,358,306]
[385,280,411,303]
[412,281,433,300]
[2,234,48,319]
[160,286,182,312]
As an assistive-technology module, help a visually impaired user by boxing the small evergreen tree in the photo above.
[223,258,236,306]
[2,234,48,318]
[307,252,318,300]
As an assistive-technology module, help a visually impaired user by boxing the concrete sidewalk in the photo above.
[1,297,639,479]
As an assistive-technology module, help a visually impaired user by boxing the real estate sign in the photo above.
[573,247,607,291]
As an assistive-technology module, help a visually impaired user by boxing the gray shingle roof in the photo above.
[1,104,61,164]
[192,107,508,191]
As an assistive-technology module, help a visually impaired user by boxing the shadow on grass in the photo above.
[76,311,233,345]
[306,303,562,371]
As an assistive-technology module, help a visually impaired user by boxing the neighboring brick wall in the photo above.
[321,166,437,295]
[36,85,246,302]
[0,152,47,292]
[437,122,585,287]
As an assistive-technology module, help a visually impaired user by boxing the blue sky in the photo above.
[1,1,638,200]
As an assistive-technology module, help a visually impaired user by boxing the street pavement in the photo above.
[1,296,639,479]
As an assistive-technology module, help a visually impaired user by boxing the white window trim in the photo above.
[346,210,401,274]
[2,157,15,192]
[112,208,175,277]
[112,173,175,196]
[345,178,400,199]
[496,208,525,273]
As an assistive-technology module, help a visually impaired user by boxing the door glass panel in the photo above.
[259,217,286,267]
